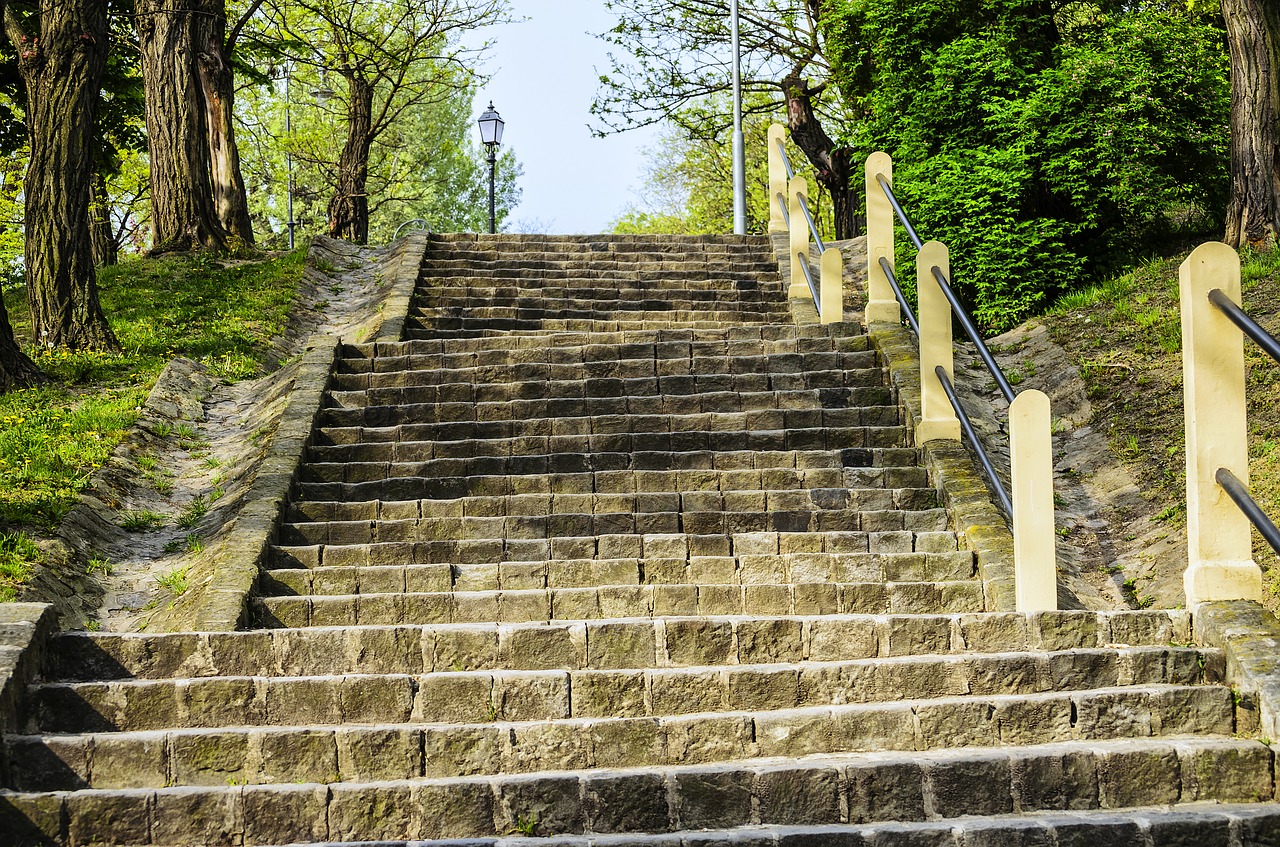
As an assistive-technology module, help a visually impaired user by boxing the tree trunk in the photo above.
[90,172,118,267]
[782,71,857,240]
[197,13,254,246]
[0,294,43,392]
[135,0,229,253]
[328,74,373,244]
[1222,0,1280,248]
[6,1,119,351]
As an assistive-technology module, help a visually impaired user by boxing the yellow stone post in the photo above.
[767,125,788,234]
[864,152,899,325]
[788,175,810,300]
[1010,389,1057,611]
[916,241,961,443]
[820,247,843,325]
[1180,242,1262,606]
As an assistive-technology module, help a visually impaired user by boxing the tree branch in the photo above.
[228,0,268,54]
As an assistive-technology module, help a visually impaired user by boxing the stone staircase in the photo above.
[2,232,1277,845]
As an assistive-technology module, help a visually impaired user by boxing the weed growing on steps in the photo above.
[120,510,166,532]
[0,250,305,602]
[177,495,209,529]
[155,566,190,596]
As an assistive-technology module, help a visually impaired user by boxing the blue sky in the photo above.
[470,1,662,234]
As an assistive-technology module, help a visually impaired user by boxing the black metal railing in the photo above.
[874,172,1019,515]
[775,141,824,314]
[777,140,826,252]
[1207,293,1280,556]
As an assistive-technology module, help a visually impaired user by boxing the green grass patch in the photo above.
[0,249,305,600]
[0,532,41,601]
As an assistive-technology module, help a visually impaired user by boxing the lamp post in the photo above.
[284,62,335,250]
[478,102,505,234]
[730,0,746,235]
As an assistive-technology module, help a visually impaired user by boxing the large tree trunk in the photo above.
[782,71,857,240]
[135,0,229,253]
[328,74,373,244]
[197,14,254,245]
[6,1,118,351]
[0,294,42,392]
[90,172,118,267]
[1222,0,1280,248]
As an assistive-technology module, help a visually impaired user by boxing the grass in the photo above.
[119,510,166,532]
[1047,245,1280,603]
[154,565,190,596]
[0,249,305,600]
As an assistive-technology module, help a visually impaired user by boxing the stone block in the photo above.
[586,622,656,670]
[927,756,1013,817]
[756,766,841,825]
[422,725,503,778]
[242,785,330,845]
[336,727,421,782]
[1095,745,1180,808]
[341,674,414,723]
[152,787,242,847]
[588,717,665,768]
[91,734,168,789]
[329,783,414,841]
[495,672,570,721]
[498,775,585,836]
[664,713,753,765]
[585,772,671,833]
[414,780,496,839]
[417,673,494,723]
[736,618,803,664]
[257,728,339,784]
[847,759,926,822]
[675,768,753,830]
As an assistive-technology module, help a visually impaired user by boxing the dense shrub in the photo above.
[825,2,1229,331]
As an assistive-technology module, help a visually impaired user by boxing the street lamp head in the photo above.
[478,101,504,147]
[311,84,335,105]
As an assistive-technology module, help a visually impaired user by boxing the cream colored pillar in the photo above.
[768,125,789,234]
[1180,242,1262,606]
[820,247,843,325]
[916,241,961,443]
[788,175,810,300]
[865,152,899,324]
[1010,389,1057,611]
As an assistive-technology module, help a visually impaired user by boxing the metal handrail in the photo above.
[1209,289,1280,366]
[875,173,1015,404]
[796,251,820,311]
[777,139,826,252]
[392,218,430,241]
[876,174,924,250]
[776,139,795,180]
[776,192,790,228]
[878,256,920,336]
[1216,468,1280,556]
[937,366,1014,516]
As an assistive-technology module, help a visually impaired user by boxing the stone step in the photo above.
[419,255,782,269]
[403,321,781,338]
[412,285,785,304]
[258,549,971,597]
[281,488,939,524]
[408,307,791,326]
[9,657,1232,790]
[302,429,907,466]
[252,578,988,626]
[44,610,1194,682]
[338,332,871,364]
[1,738,1269,845]
[322,372,890,410]
[329,353,882,389]
[318,393,896,430]
[25,673,1234,747]
[374,327,870,355]
[267,527,955,569]
[273,507,949,546]
[292,465,932,502]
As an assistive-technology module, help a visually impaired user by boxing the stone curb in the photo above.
[141,336,340,634]
[1193,600,1280,740]
[867,321,1018,612]
[373,230,431,343]
[0,602,55,781]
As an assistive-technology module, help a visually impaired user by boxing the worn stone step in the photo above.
[403,321,778,338]
[338,333,871,366]
[24,673,1236,752]
[259,549,972,599]
[296,446,916,483]
[282,489,938,526]
[252,577,987,626]
[44,610,1195,682]
[292,466,933,505]
[329,353,881,390]
[2,737,1270,845]
[302,433,905,470]
[9,651,1232,790]
[267,526,955,570]
[274,507,949,547]
[408,307,790,327]
[412,288,785,307]
[323,371,889,411]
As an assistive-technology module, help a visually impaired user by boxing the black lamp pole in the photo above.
[477,102,505,235]
[487,144,497,235]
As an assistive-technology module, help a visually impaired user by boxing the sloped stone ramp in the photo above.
[1,233,1277,846]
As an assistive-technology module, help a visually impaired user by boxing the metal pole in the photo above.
[285,62,296,250]
[730,0,746,235]
[487,145,497,234]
